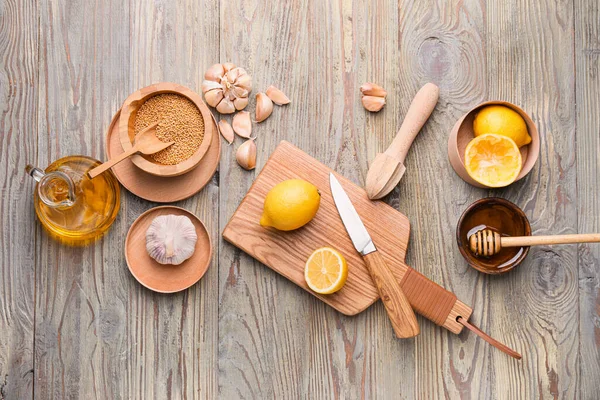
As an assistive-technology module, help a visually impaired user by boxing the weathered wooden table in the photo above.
[1,0,599,398]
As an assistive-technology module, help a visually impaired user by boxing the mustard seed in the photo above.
[134,94,205,165]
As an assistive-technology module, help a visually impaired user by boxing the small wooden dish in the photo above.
[125,206,212,293]
[119,82,213,177]
[456,197,531,274]
[106,109,221,203]
[448,101,540,188]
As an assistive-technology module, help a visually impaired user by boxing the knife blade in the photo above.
[329,173,376,255]
[329,173,419,338]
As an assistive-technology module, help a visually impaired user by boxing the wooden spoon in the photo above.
[469,228,600,257]
[88,122,174,179]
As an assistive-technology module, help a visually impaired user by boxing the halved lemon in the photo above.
[304,247,348,294]
[464,133,522,188]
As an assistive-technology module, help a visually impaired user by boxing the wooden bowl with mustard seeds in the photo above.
[119,82,213,177]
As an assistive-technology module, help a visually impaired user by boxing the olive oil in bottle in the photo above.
[27,155,120,245]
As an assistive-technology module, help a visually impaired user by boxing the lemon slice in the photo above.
[464,133,522,188]
[304,247,348,294]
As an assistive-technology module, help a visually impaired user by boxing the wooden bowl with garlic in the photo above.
[125,206,212,293]
[119,82,213,177]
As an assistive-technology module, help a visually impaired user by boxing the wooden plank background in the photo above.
[1,0,598,398]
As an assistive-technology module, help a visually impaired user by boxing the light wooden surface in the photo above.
[1,1,598,399]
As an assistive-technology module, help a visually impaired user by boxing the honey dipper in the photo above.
[469,228,600,257]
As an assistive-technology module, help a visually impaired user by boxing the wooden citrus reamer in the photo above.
[470,228,600,257]
[365,83,439,199]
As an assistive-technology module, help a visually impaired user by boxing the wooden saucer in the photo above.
[125,206,212,293]
[105,108,220,203]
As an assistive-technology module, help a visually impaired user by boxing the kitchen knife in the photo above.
[365,83,439,200]
[329,173,420,338]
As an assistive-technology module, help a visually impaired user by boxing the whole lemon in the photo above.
[473,105,531,147]
[260,179,321,231]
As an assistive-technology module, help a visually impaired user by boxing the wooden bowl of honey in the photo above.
[448,101,540,188]
[119,82,213,177]
[456,197,531,274]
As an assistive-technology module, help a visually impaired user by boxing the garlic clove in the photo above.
[361,95,386,112]
[232,111,252,138]
[202,79,222,94]
[255,92,274,122]
[235,68,249,80]
[216,97,236,114]
[204,89,224,107]
[266,85,291,105]
[360,82,387,98]
[226,68,240,83]
[146,215,198,265]
[233,86,249,98]
[236,74,253,92]
[205,63,225,81]
[236,139,257,170]
[233,97,249,110]
[223,62,236,72]
[218,119,234,144]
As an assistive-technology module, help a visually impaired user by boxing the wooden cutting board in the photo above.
[223,141,471,334]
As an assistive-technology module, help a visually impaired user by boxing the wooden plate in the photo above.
[119,82,214,177]
[105,108,221,203]
[125,206,212,293]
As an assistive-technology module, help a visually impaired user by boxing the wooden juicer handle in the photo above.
[385,83,439,163]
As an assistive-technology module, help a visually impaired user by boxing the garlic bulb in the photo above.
[202,63,252,114]
[146,215,198,265]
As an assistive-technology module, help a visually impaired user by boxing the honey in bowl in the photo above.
[27,156,120,245]
[456,198,531,274]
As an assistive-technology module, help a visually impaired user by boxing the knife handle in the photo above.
[363,251,420,338]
